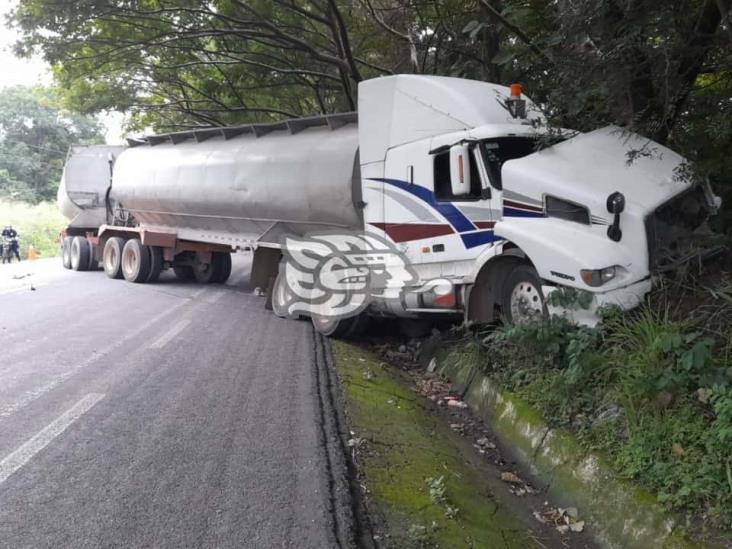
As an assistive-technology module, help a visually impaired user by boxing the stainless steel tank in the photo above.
[58,145,126,229]
[111,118,362,247]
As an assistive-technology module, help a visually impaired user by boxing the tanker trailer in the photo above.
[59,112,362,288]
[58,75,721,337]
[58,144,126,271]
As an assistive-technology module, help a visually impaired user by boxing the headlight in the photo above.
[580,266,617,287]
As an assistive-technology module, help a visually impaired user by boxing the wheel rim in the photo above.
[105,246,118,272]
[509,280,544,323]
[123,247,137,276]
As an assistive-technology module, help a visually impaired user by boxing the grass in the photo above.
[444,256,732,534]
[0,199,66,259]
[332,341,536,548]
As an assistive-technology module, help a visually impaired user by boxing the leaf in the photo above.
[491,50,518,65]
[462,20,481,34]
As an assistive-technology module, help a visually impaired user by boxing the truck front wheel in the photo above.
[501,264,547,324]
[121,239,151,283]
[103,237,125,279]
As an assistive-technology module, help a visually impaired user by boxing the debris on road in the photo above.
[533,505,585,534]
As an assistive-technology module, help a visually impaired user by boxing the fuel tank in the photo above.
[110,117,362,247]
[58,145,126,229]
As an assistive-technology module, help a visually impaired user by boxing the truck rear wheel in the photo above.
[146,246,163,283]
[173,264,194,281]
[62,236,73,269]
[501,264,547,324]
[70,236,90,271]
[211,252,232,284]
[87,243,99,271]
[193,261,215,284]
[121,239,151,283]
[103,237,125,279]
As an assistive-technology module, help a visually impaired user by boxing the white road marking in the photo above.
[150,318,192,349]
[0,393,105,484]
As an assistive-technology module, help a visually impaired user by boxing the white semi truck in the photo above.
[58,75,720,335]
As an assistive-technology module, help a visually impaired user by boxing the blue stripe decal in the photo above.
[503,207,544,218]
[460,230,500,248]
[369,178,476,233]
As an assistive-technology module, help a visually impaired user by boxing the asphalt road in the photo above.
[0,255,356,548]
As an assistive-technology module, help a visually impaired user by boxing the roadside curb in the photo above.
[437,360,709,549]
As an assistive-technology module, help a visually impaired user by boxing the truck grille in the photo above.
[645,185,714,272]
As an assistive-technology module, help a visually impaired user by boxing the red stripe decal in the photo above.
[503,199,543,213]
[473,221,496,229]
[370,223,454,242]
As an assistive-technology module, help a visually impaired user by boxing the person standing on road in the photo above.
[2,226,21,261]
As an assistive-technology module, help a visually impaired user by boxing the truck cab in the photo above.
[358,76,720,326]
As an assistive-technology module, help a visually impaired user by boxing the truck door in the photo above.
[429,143,498,266]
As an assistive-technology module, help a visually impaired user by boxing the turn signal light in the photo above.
[580,266,617,287]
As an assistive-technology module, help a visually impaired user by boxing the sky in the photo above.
[0,0,125,143]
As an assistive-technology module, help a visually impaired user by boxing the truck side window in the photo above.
[433,148,482,201]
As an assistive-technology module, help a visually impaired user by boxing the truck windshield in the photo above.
[479,136,562,190]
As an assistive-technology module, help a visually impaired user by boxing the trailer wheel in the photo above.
[501,264,547,324]
[121,239,151,283]
[146,246,163,283]
[87,243,99,271]
[61,236,73,269]
[173,264,194,281]
[70,236,90,271]
[211,252,232,284]
[103,237,125,279]
[193,261,215,284]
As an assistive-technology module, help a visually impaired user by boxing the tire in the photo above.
[173,264,194,281]
[87,243,99,271]
[211,252,232,284]
[500,264,547,324]
[62,236,73,269]
[271,270,293,318]
[103,237,125,279]
[121,239,151,283]
[311,314,358,338]
[70,236,90,271]
[146,246,163,283]
[193,260,215,284]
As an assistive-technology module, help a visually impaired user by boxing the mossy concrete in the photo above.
[439,360,711,549]
[332,341,537,548]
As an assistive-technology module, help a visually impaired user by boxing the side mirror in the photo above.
[449,144,471,196]
[606,191,625,242]
[606,192,625,214]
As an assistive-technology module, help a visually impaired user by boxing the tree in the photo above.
[9,1,732,230]
[0,86,105,202]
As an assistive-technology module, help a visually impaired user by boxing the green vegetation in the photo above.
[445,261,732,531]
[0,85,104,203]
[0,199,66,259]
[332,340,535,548]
